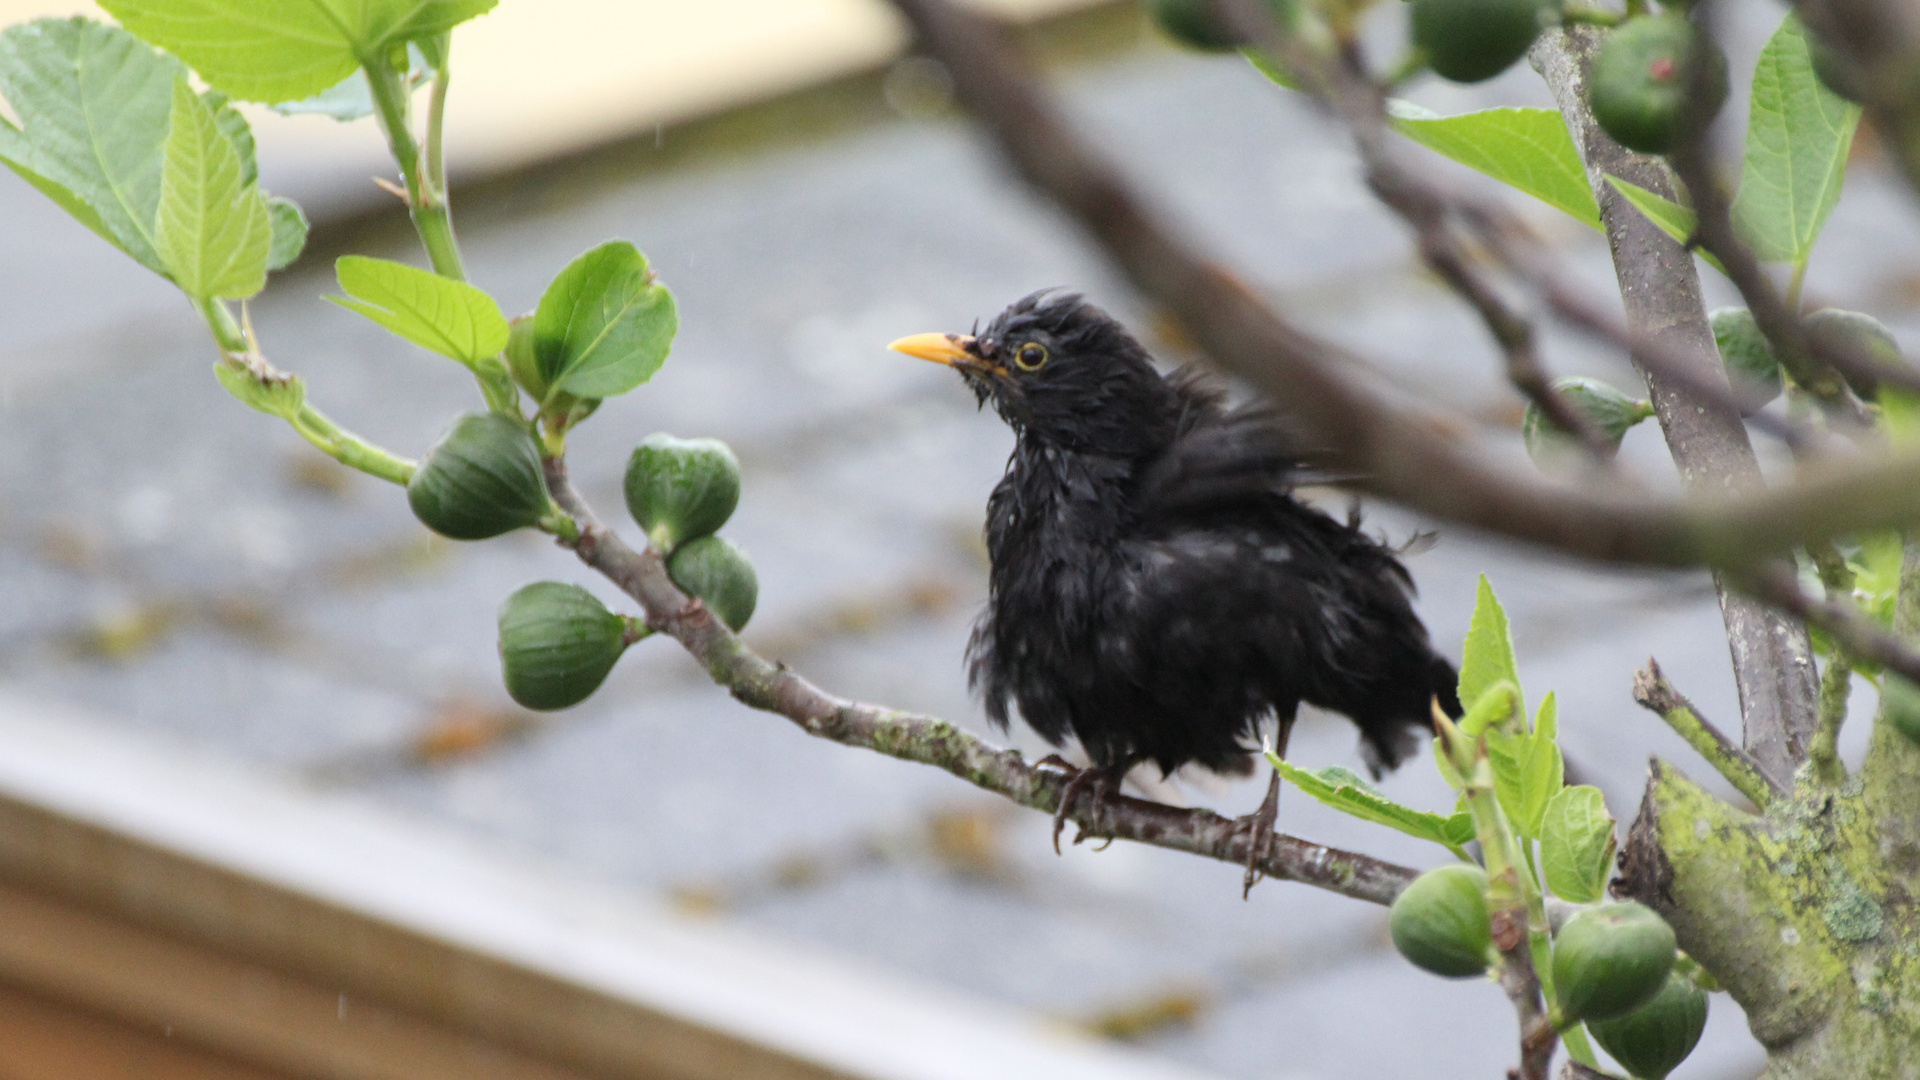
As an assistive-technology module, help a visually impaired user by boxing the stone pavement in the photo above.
[6,10,1920,1078]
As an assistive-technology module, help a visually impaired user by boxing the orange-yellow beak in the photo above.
[889,332,978,367]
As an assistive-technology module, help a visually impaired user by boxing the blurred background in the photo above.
[5,1,1920,1076]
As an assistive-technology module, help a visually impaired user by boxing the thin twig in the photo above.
[1462,205,1822,451]
[540,457,1418,905]
[1632,659,1787,807]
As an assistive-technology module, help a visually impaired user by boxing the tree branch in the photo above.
[539,456,1418,905]
[1532,26,1819,786]
[1632,659,1787,807]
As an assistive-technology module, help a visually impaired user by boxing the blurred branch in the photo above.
[1739,561,1920,691]
[880,0,1920,572]
[541,457,1418,905]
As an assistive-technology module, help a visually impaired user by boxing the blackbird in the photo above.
[890,291,1461,892]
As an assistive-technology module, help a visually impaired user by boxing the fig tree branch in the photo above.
[1631,659,1786,807]
[1532,25,1820,785]
[539,455,1419,906]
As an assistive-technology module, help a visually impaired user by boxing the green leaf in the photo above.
[1270,757,1473,854]
[155,77,271,299]
[1518,718,1565,837]
[202,90,256,187]
[1603,175,1730,275]
[99,0,498,104]
[0,17,182,274]
[1387,103,1601,230]
[1729,14,1861,265]
[266,196,309,271]
[1244,49,1299,90]
[1459,576,1523,724]
[331,255,510,367]
[1540,785,1617,902]
[533,240,679,401]
[213,359,304,420]
[1605,174,1695,243]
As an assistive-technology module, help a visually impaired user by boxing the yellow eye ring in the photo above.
[1013,342,1049,371]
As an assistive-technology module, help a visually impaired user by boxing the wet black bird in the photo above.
[891,292,1461,891]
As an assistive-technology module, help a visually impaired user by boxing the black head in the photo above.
[890,291,1178,456]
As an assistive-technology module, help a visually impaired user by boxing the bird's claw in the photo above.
[1240,770,1283,899]
[1048,762,1098,855]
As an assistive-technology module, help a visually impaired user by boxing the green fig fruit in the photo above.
[408,412,552,541]
[1806,33,1862,103]
[1804,307,1903,401]
[1411,0,1546,84]
[1588,969,1709,1080]
[497,582,633,711]
[1710,308,1784,406]
[1553,901,1677,1022]
[1390,864,1494,978]
[1145,0,1294,52]
[1147,0,1240,51]
[625,434,742,553]
[1589,15,1729,154]
[1522,376,1654,466]
[668,535,759,632]
[1881,675,1920,746]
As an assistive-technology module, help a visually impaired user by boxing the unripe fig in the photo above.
[498,582,632,710]
[1881,675,1920,746]
[1522,376,1654,466]
[1806,33,1861,103]
[1145,0,1293,52]
[1589,15,1729,154]
[1552,902,1677,1022]
[1389,863,1494,978]
[1709,308,1784,406]
[408,412,551,541]
[1411,0,1545,84]
[1587,970,1709,1080]
[625,434,741,553]
[1804,307,1902,401]
[668,535,759,632]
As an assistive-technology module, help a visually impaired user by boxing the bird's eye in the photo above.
[1013,342,1049,371]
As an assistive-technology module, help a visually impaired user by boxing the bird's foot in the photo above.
[1040,756,1119,855]
[1238,770,1283,899]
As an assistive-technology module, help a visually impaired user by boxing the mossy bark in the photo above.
[1619,542,1920,1077]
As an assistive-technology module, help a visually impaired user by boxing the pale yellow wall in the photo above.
[0,0,1103,184]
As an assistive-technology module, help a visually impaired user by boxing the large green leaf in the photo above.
[533,240,679,401]
[99,0,497,104]
[1458,576,1523,724]
[155,77,271,299]
[0,17,182,273]
[332,254,509,367]
[1729,14,1860,265]
[1388,103,1601,230]
[1270,758,1474,855]
[1540,785,1617,902]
